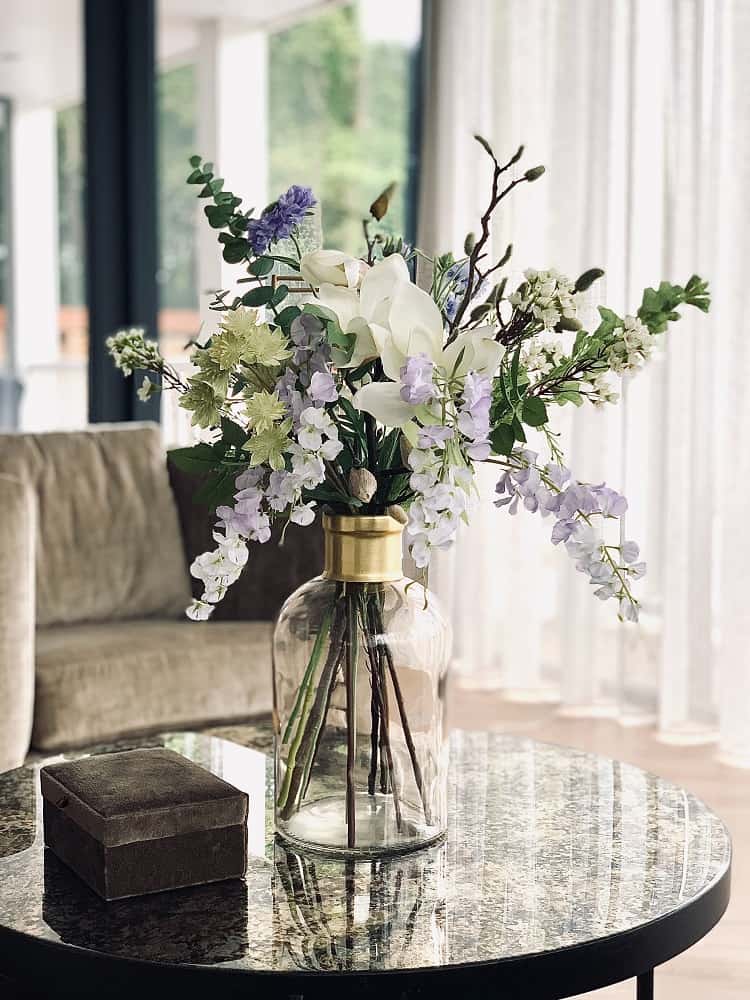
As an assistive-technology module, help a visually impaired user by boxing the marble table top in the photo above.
[0,724,732,980]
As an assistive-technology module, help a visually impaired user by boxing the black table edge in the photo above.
[0,854,731,999]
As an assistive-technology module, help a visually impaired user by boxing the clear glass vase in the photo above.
[272,514,450,857]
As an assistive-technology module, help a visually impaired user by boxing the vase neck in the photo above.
[322,514,404,583]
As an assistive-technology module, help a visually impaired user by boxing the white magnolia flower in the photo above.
[316,254,410,369]
[300,249,369,289]
[351,272,505,427]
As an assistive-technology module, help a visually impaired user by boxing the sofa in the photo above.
[0,422,324,771]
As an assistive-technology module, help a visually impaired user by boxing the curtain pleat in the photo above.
[419,0,750,765]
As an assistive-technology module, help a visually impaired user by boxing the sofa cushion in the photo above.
[32,620,273,750]
[0,423,191,627]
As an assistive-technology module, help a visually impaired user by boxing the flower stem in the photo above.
[344,592,359,848]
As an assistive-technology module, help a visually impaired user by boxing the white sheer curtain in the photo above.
[419,0,750,765]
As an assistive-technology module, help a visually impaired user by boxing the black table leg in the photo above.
[637,969,654,999]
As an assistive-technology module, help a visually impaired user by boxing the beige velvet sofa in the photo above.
[0,423,323,772]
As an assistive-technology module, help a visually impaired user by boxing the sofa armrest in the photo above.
[0,474,35,770]
[167,459,325,622]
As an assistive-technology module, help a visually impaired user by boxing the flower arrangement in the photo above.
[108,136,709,626]
[109,137,709,852]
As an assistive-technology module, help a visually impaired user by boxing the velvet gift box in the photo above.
[40,748,248,901]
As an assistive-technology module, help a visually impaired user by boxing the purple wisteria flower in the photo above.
[308,371,338,404]
[418,425,454,449]
[247,185,316,255]
[400,354,437,404]
[494,449,644,621]
[457,371,492,460]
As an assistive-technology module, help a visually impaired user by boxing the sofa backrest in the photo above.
[0,423,191,627]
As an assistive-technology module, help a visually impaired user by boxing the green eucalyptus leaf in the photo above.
[248,257,275,277]
[271,284,289,307]
[276,305,302,332]
[242,286,275,307]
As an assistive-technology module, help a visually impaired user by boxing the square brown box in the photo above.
[41,748,248,901]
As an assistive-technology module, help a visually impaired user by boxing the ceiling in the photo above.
[0,0,340,108]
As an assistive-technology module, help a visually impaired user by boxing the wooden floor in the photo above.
[450,686,749,1000]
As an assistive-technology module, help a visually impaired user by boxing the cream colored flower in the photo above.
[300,249,369,289]
[244,390,286,432]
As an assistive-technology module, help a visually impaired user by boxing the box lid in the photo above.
[40,748,248,848]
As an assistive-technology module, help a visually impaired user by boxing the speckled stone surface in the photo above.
[0,724,731,976]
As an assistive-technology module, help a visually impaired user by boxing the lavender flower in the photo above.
[247,185,316,255]
[400,354,438,404]
[308,371,338,404]
[457,371,492,461]
[494,450,643,621]
[418,425,454,449]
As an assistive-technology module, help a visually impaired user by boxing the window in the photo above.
[0,99,10,373]
[155,0,422,444]
[269,1,422,252]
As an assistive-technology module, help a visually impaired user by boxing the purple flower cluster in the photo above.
[457,371,491,460]
[247,185,316,255]
[495,451,645,620]
[400,353,438,404]
[276,314,333,427]
[216,468,271,543]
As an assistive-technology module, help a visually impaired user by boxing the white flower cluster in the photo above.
[607,316,655,374]
[522,337,566,377]
[406,448,472,568]
[106,327,163,377]
[588,374,620,407]
[508,268,579,331]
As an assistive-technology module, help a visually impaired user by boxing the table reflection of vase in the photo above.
[272,839,447,972]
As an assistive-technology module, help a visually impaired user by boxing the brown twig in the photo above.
[446,141,530,342]
[371,596,432,825]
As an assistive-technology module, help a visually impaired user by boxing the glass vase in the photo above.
[272,514,450,857]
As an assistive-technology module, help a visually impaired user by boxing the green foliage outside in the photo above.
[269,4,414,254]
[56,3,417,312]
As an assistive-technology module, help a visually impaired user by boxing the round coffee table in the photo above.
[0,728,731,999]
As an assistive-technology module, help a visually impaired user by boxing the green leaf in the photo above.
[189,154,202,168]
[276,305,302,332]
[490,422,515,455]
[555,389,583,407]
[248,256,275,277]
[302,302,338,324]
[510,346,522,401]
[220,417,248,450]
[377,428,402,471]
[521,396,548,427]
[193,469,237,510]
[168,443,220,474]
[204,204,232,229]
[242,286,275,307]
[222,239,249,264]
[511,415,527,443]
[271,284,289,307]
[187,168,203,184]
